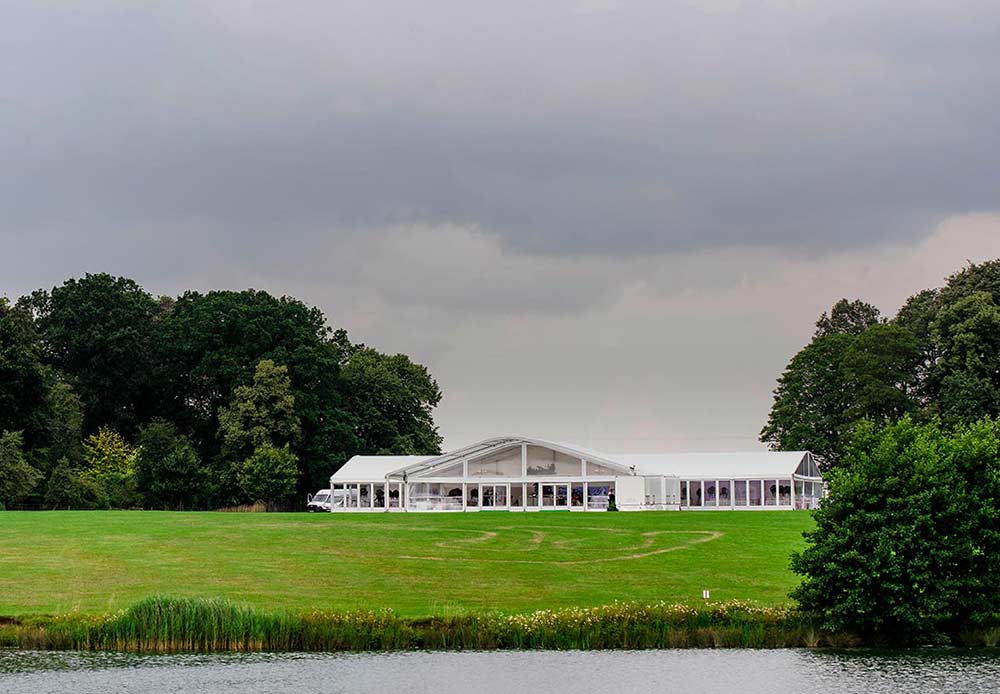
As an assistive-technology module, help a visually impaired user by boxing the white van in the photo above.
[306,489,332,512]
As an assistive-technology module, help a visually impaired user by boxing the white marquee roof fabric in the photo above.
[331,437,817,481]
[333,455,434,481]
[610,451,813,479]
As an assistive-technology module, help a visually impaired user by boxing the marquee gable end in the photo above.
[396,436,634,479]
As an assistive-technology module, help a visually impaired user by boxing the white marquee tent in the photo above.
[328,436,823,512]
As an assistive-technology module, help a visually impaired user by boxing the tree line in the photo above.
[0,273,442,510]
[764,259,1000,643]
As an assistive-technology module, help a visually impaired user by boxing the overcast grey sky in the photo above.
[3,1,999,450]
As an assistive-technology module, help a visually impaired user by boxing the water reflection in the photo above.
[2,649,999,694]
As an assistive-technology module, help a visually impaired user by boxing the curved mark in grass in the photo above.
[434,531,498,550]
[394,528,724,565]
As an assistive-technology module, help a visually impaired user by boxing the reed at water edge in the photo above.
[2,596,997,652]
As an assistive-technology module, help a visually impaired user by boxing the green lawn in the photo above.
[0,511,812,617]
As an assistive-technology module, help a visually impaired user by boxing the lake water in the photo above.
[2,649,999,694]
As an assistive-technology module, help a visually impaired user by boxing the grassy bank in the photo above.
[6,597,997,652]
[1,596,848,652]
[0,511,812,616]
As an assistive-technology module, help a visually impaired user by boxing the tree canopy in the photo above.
[763,259,1000,470]
[135,420,210,510]
[218,359,301,461]
[760,334,854,470]
[25,273,159,436]
[339,347,443,455]
[0,298,47,447]
[238,443,299,505]
[814,298,883,338]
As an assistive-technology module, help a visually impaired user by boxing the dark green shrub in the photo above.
[791,417,1000,643]
[0,430,41,508]
[135,420,211,509]
[43,458,107,509]
[238,443,298,505]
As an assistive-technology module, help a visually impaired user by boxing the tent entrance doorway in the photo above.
[480,484,508,509]
[541,483,569,508]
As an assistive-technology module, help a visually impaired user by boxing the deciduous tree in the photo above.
[32,380,85,475]
[81,427,137,477]
[154,289,351,496]
[841,324,921,421]
[238,444,299,505]
[0,298,47,447]
[338,346,443,456]
[218,359,301,460]
[760,334,854,470]
[26,273,158,436]
[930,291,1000,426]
[814,298,882,338]
[135,420,209,510]
[80,427,139,508]
[0,431,41,508]
[43,457,106,510]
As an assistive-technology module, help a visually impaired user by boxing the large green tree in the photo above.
[218,359,301,461]
[237,443,299,505]
[338,345,443,456]
[31,380,85,474]
[26,273,159,436]
[154,289,355,496]
[930,291,1000,425]
[217,359,304,500]
[841,324,921,422]
[895,260,1000,424]
[79,427,140,508]
[760,333,855,470]
[134,419,210,510]
[791,417,1000,643]
[763,285,972,470]
[43,457,106,510]
[0,298,47,447]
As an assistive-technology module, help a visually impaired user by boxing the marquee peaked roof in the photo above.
[331,436,819,482]
[390,436,630,478]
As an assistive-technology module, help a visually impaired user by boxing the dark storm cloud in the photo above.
[2,0,999,258]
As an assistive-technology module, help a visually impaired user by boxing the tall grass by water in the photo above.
[5,597,997,652]
[1,595,858,652]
